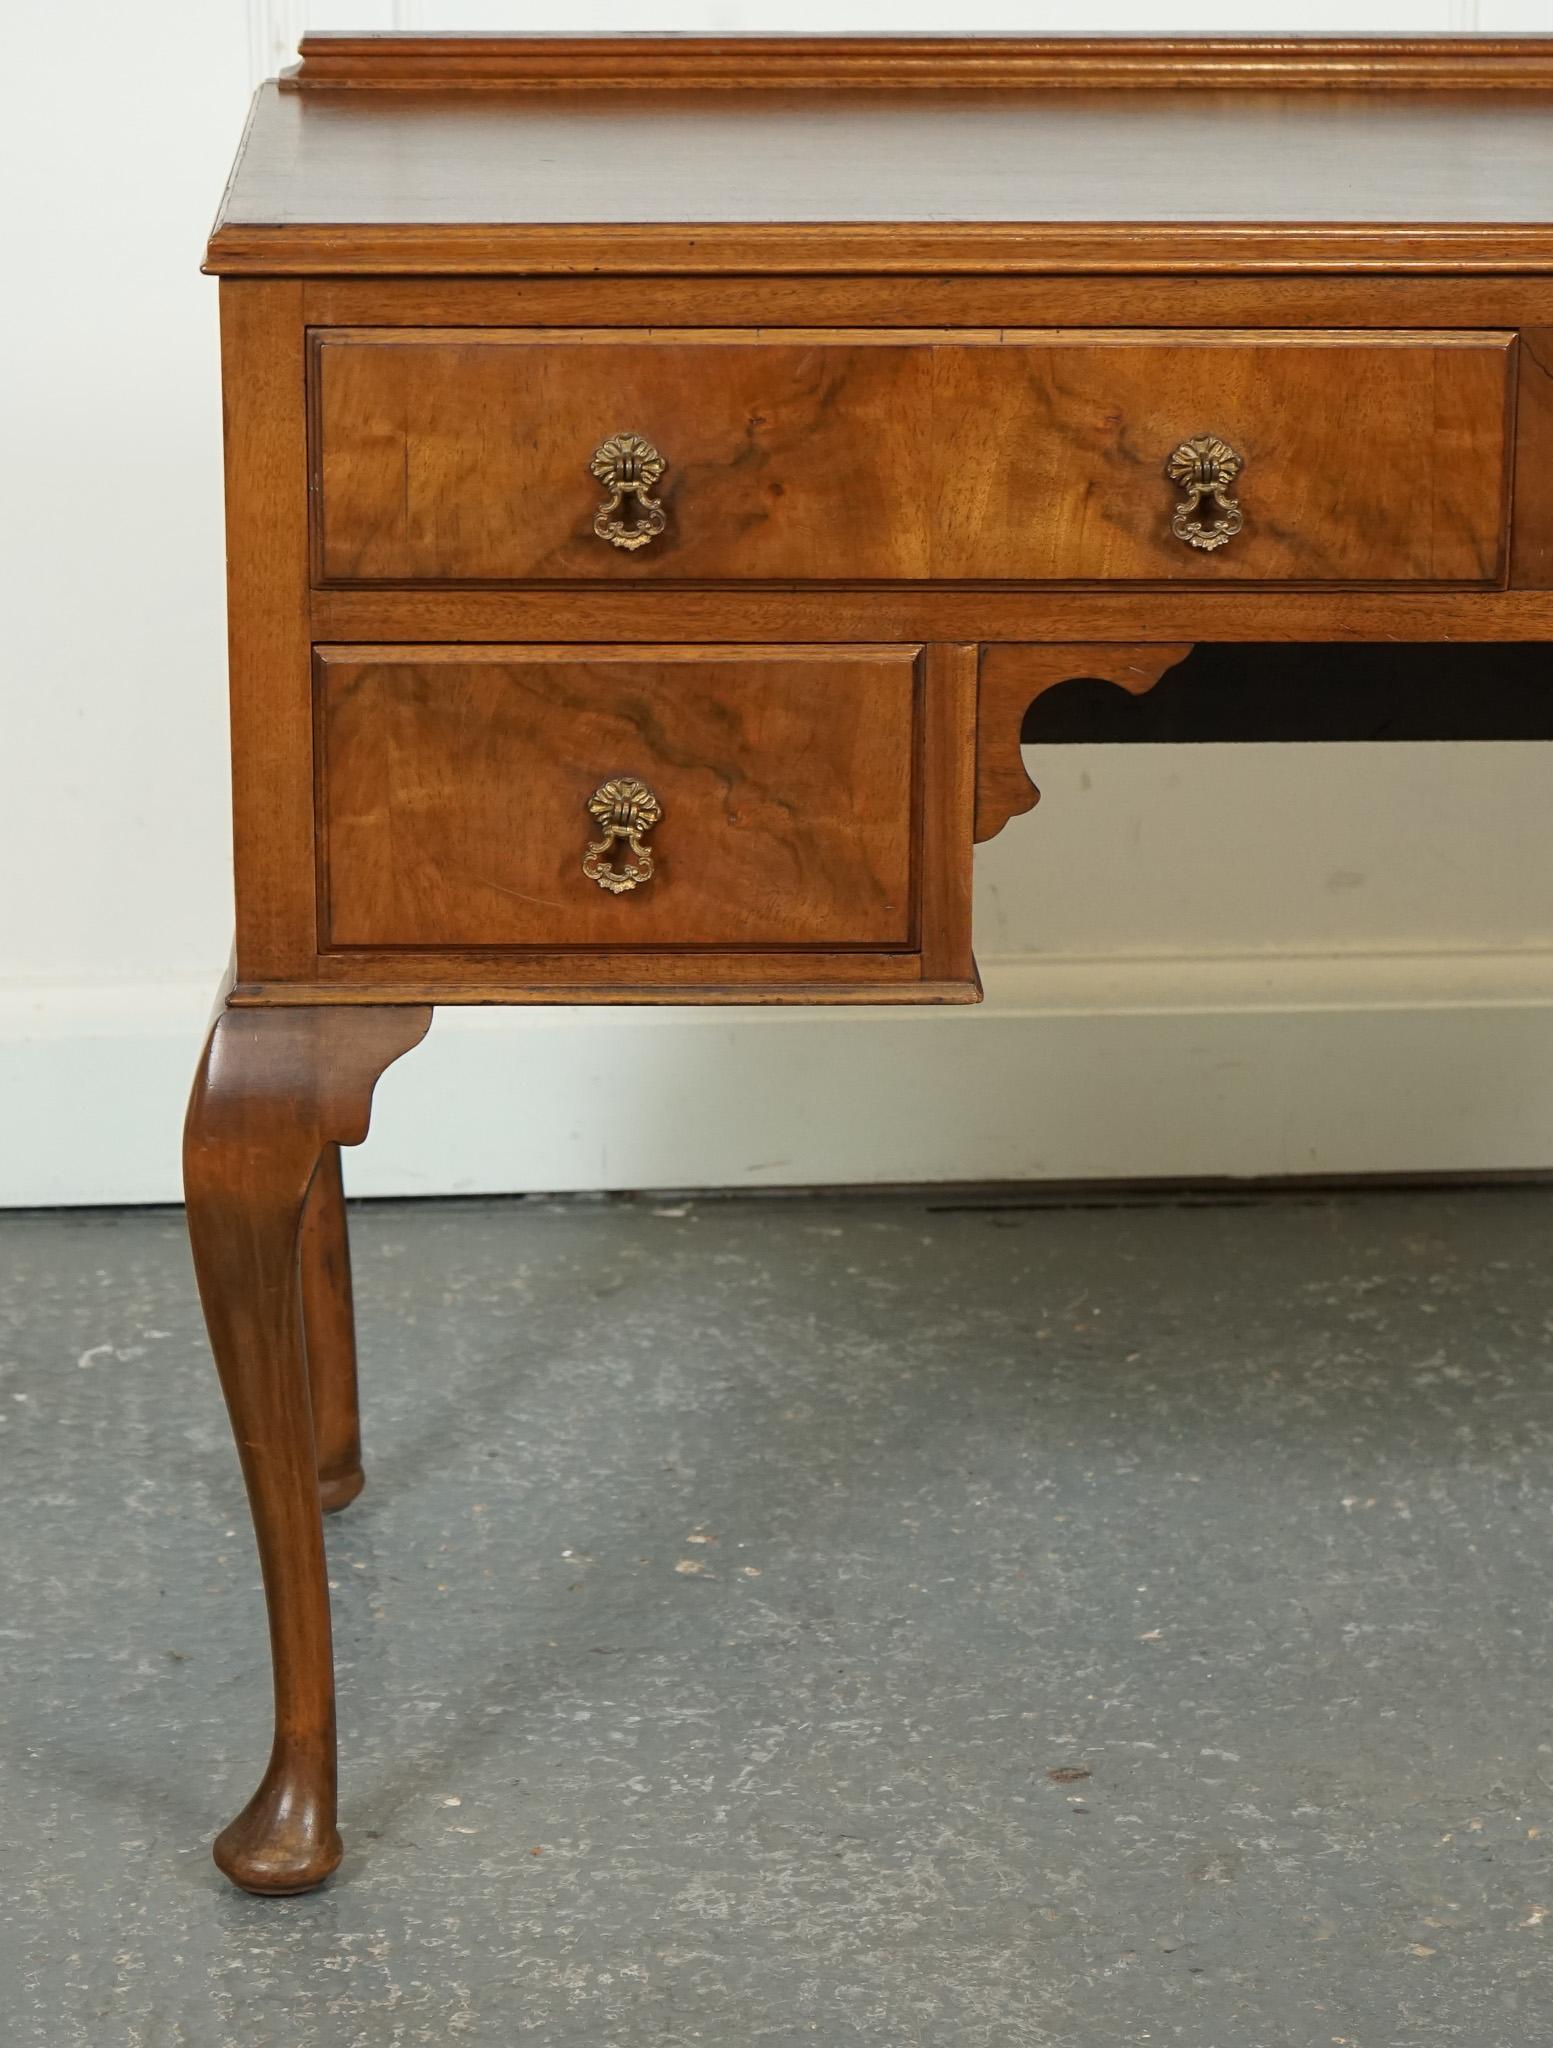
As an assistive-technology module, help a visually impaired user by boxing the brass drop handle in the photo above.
[591,432,667,552]
[583,777,662,894]
[1165,434,1245,553]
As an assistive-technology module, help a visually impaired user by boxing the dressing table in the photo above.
[188,31,1553,1892]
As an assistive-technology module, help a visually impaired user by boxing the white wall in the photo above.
[5,0,1553,1204]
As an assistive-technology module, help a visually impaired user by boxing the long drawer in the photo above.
[310,327,1514,586]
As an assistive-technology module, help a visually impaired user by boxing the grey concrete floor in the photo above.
[2,1188,1552,2046]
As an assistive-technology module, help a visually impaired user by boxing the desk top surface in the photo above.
[207,34,1553,276]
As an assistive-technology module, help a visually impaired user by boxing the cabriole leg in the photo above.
[300,1144,366,1513]
[184,1001,431,1894]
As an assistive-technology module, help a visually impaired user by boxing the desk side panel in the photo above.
[221,279,317,980]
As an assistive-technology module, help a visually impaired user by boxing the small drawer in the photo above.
[311,331,933,584]
[311,326,1512,587]
[933,330,1514,583]
[315,644,921,950]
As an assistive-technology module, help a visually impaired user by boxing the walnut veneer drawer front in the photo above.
[317,646,920,950]
[935,331,1513,583]
[312,331,932,583]
[311,328,1513,586]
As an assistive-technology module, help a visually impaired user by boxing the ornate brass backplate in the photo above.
[1165,434,1245,553]
[583,777,663,893]
[591,433,668,552]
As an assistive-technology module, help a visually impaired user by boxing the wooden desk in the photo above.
[188,31,1553,1893]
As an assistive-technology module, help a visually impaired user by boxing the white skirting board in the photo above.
[6,949,1553,1207]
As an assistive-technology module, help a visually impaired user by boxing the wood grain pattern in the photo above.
[301,274,1553,335]
[975,645,1194,842]
[210,76,1553,285]
[291,950,930,989]
[312,333,932,584]
[285,32,1553,93]
[297,1145,364,1513]
[317,646,921,950]
[312,587,1553,647]
[185,999,431,1894]
[1511,327,1553,588]
[313,329,1511,587]
[208,220,1553,281]
[934,333,1512,585]
[237,939,991,1007]
[221,281,316,980]
[918,645,979,984]
[232,972,979,1007]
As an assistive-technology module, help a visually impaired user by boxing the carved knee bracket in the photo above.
[974,644,1195,843]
